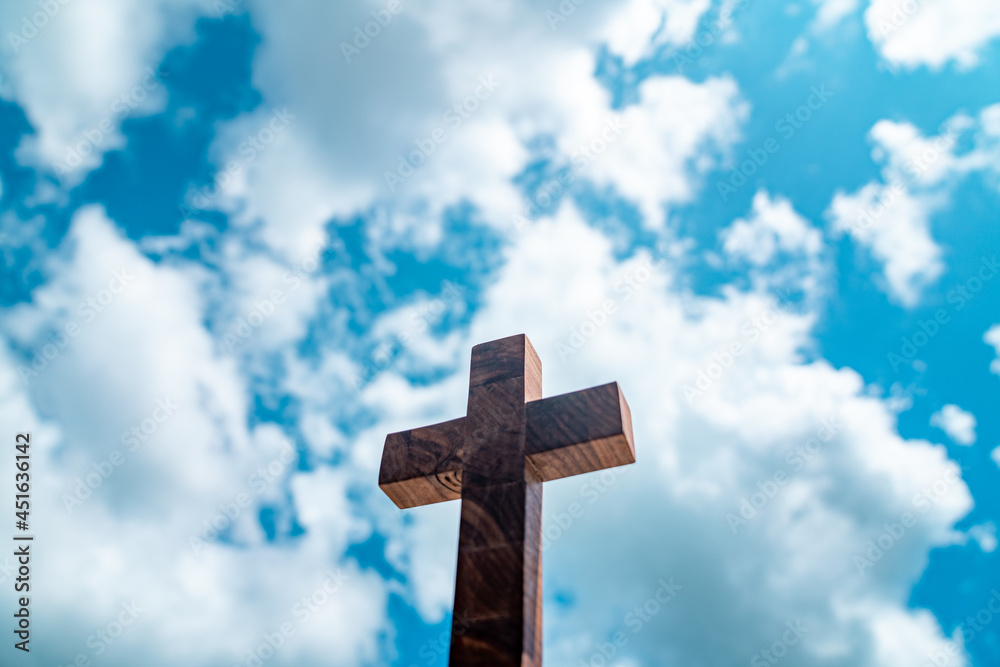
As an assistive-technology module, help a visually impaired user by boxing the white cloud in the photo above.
[602,0,713,65]
[826,106,1000,307]
[781,0,859,73]
[828,181,943,307]
[993,446,1000,468]
[985,324,1000,375]
[868,119,967,187]
[0,0,213,180]
[813,0,859,29]
[930,404,977,445]
[233,0,747,248]
[968,522,997,553]
[0,207,388,666]
[825,118,968,307]
[197,107,371,263]
[581,74,747,229]
[864,0,1000,70]
[722,190,823,266]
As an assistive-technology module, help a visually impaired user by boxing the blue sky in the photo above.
[1,0,999,665]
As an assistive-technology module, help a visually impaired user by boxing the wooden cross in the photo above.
[379,333,635,666]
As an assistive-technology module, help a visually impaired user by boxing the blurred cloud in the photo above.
[931,404,978,446]
[864,0,1000,70]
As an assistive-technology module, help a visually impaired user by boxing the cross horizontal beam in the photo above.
[379,417,464,509]
[525,381,634,481]
[379,382,634,508]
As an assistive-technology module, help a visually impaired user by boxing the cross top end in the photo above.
[378,333,635,666]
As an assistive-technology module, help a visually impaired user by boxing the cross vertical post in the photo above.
[451,335,543,664]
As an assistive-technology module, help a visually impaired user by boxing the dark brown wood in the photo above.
[379,333,635,666]
[525,381,634,482]
[378,417,464,509]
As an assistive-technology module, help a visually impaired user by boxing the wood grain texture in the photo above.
[525,381,635,482]
[451,334,542,666]
[377,333,634,667]
[379,417,464,509]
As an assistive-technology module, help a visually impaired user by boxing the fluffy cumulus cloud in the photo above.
[578,74,747,229]
[827,182,943,308]
[968,523,998,554]
[0,0,217,179]
[220,0,745,245]
[930,404,978,445]
[864,0,1000,70]
[826,106,1000,307]
[0,208,387,666]
[601,0,712,64]
[721,189,823,266]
